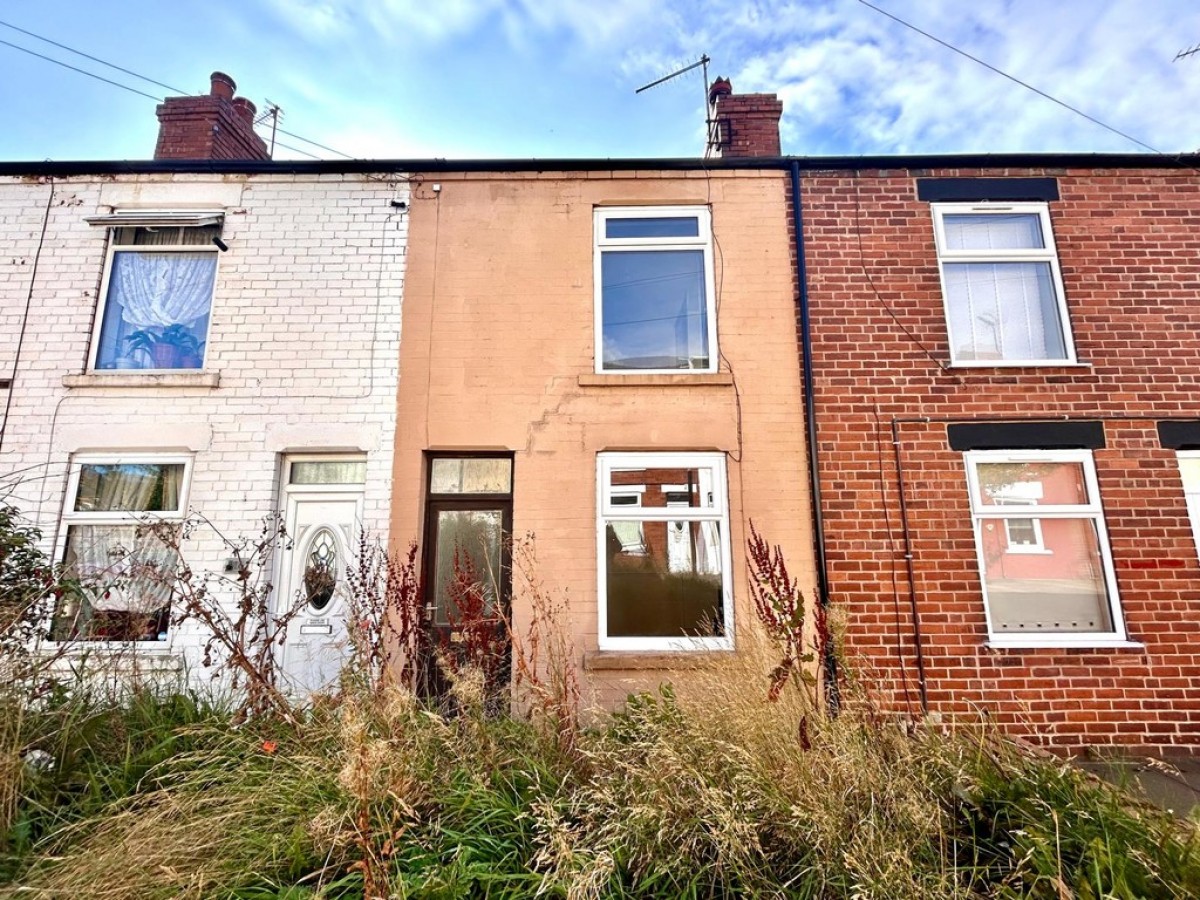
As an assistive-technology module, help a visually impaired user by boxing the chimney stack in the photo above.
[154,71,271,161]
[707,78,783,158]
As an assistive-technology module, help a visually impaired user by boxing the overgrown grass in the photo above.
[1,639,1196,899]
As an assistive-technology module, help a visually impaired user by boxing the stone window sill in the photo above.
[583,651,729,671]
[63,372,221,389]
[578,373,734,387]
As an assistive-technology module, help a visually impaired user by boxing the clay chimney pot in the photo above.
[210,71,236,101]
[232,97,257,126]
[708,77,733,106]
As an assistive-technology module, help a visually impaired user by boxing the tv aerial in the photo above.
[635,54,719,156]
[255,99,283,157]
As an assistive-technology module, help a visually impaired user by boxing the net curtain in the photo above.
[110,250,216,328]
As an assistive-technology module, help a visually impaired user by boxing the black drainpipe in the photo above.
[789,160,839,711]
[890,418,931,714]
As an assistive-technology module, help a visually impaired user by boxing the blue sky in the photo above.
[2,1,1200,162]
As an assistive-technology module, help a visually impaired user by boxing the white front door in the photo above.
[275,456,367,697]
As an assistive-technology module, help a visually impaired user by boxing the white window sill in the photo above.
[1004,548,1053,556]
[947,361,1092,369]
[579,372,733,387]
[64,372,221,389]
[986,638,1144,650]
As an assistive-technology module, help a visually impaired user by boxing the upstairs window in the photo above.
[594,207,716,373]
[52,455,191,643]
[932,203,1074,365]
[965,450,1125,645]
[86,211,222,371]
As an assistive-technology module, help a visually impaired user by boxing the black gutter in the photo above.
[1,151,1198,178]
[789,160,840,712]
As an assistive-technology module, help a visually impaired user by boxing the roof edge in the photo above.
[0,151,1198,178]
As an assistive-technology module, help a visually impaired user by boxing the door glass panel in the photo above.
[432,509,504,626]
[430,458,512,494]
[303,527,340,612]
[290,460,367,485]
[606,520,724,638]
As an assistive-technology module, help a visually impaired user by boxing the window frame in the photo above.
[596,451,733,652]
[592,206,718,375]
[86,217,222,373]
[51,452,195,649]
[963,449,1127,647]
[931,202,1077,367]
[1176,451,1200,558]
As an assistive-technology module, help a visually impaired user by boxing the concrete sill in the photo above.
[948,362,1093,370]
[583,651,729,671]
[63,372,221,389]
[578,373,734,387]
[986,639,1145,651]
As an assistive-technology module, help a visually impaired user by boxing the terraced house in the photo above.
[0,73,406,693]
[3,71,1200,753]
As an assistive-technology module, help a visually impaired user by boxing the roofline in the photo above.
[0,151,1197,178]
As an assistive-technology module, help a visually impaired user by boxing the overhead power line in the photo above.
[854,0,1165,156]
[0,18,355,160]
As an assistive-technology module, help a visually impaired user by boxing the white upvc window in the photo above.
[965,450,1126,647]
[593,206,717,374]
[52,454,193,644]
[1176,452,1200,557]
[932,202,1075,366]
[86,210,223,372]
[597,452,733,651]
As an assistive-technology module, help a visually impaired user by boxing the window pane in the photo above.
[606,520,724,638]
[943,213,1044,250]
[606,216,700,239]
[1004,517,1041,548]
[944,262,1065,361]
[53,523,177,641]
[432,509,504,626]
[976,462,1089,507]
[74,463,184,512]
[981,517,1113,633]
[601,249,708,370]
[1179,457,1200,492]
[95,251,216,370]
[608,465,718,509]
[430,457,512,494]
[290,460,367,485]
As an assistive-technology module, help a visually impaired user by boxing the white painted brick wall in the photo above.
[0,172,408,683]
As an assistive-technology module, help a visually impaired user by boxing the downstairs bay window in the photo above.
[86,211,222,371]
[52,456,191,643]
[597,453,732,651]
[965,450,1126,645]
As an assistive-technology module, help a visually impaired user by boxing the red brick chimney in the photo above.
[154,72,271,160]
[707,78,783,158]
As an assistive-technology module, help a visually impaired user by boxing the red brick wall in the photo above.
[802,167,1200,751]
[713,94,783,157]
[154,77,269,160]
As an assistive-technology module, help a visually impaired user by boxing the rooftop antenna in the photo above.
[255,99,283,158]
[635,55,716,156]
[1176,42,1200,61]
